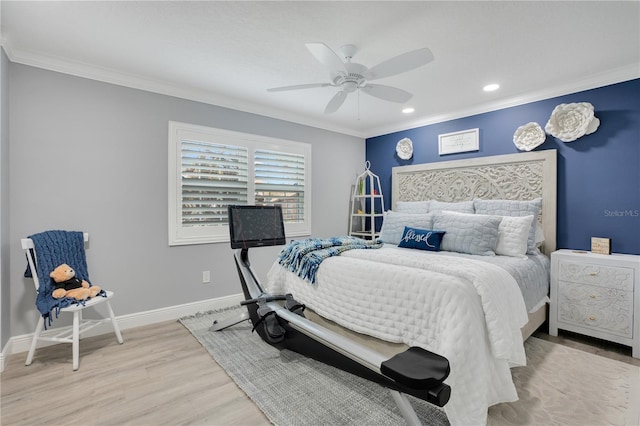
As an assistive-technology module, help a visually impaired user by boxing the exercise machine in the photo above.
[212,205,451,425]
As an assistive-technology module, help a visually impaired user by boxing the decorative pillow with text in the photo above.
[398,226,446,251]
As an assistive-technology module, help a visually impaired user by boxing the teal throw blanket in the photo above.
[24,230,103,328]
[278,236,383,284]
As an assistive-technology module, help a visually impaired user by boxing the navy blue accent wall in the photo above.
[366,79,640,255]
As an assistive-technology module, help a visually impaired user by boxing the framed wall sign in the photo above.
[438,128,479,155]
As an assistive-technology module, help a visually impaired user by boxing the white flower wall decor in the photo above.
[545,102,600,142]
[396,137,413,160]
[513,122,546,151]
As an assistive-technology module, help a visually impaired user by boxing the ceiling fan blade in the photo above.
[360,84,413,103]
[306,42,347,73]
[324,90,348,114]
[267,83,332,92]
[365,47,434,81]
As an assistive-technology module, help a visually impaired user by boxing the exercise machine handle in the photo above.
[240,295,288,306]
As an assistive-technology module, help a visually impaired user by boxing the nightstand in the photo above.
[550,249,639,358]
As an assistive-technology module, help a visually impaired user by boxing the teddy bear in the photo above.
[49,263,101,300]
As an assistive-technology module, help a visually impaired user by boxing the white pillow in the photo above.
[495,215,534,258]
[429,200,475,213]
[396,200,430,214]
[379,211,433,245]
[473,198,541,254]
[535,222,545,246]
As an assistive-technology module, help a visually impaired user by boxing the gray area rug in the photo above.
[181,308,639,426]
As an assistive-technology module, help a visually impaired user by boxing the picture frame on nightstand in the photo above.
[591,237,611,255]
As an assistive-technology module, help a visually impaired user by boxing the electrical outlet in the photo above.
[202,270,211,284]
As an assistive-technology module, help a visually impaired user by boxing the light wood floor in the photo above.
[532,328,640,367]
[2,320,638,426]
[1,320,270,426]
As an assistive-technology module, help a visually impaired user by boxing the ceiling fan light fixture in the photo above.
[343,81,358,93]
[268,42,434,114]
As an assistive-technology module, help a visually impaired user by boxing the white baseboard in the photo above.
[1,293,243,371]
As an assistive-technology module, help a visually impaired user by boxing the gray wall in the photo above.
[8,63,364,337]
[1,48,10,348]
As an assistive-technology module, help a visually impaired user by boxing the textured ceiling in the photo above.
[2,1,639,138]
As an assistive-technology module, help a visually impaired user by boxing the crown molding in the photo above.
[2,42,366,138]
[366,64,640,138]
[3,41,637,140]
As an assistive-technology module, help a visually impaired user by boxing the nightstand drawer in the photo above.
[558,262,634,291]
[558,282,633,338]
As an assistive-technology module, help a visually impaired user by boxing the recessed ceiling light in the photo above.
[483,83,500,92]
[402,107,415,114]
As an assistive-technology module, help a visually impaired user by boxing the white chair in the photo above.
[21,232,123,370]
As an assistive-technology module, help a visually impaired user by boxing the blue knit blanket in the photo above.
[24,230,100,327]
[278,236,383,284]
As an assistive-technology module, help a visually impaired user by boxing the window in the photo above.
[169,122,311,246]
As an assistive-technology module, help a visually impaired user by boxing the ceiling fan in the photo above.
[267,43,434,114]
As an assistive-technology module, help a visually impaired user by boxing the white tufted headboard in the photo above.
[392,150,557,254]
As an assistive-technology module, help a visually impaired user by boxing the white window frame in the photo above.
[168,121,312,246]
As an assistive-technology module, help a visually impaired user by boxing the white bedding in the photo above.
[266,245,530,426]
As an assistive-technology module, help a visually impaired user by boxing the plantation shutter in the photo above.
[254,149,305,223]
[180,140,248,226]
[169,121,311,245]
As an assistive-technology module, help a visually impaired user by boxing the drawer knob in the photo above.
[589,294,596,299]
[588,315,596,321]
[589,271,598,276]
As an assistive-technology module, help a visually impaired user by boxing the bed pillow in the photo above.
[398,226,445,251]
[396,201,430,214]
[473,198,542,254]
[379,211,434,245]
[432,211,501,256]
[535,223,545,247]
[495,215,534,258]
[429,200,475,213]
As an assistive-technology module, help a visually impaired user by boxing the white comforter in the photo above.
[266,246,529,426]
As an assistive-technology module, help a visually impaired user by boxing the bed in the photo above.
[266,150,557,425]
